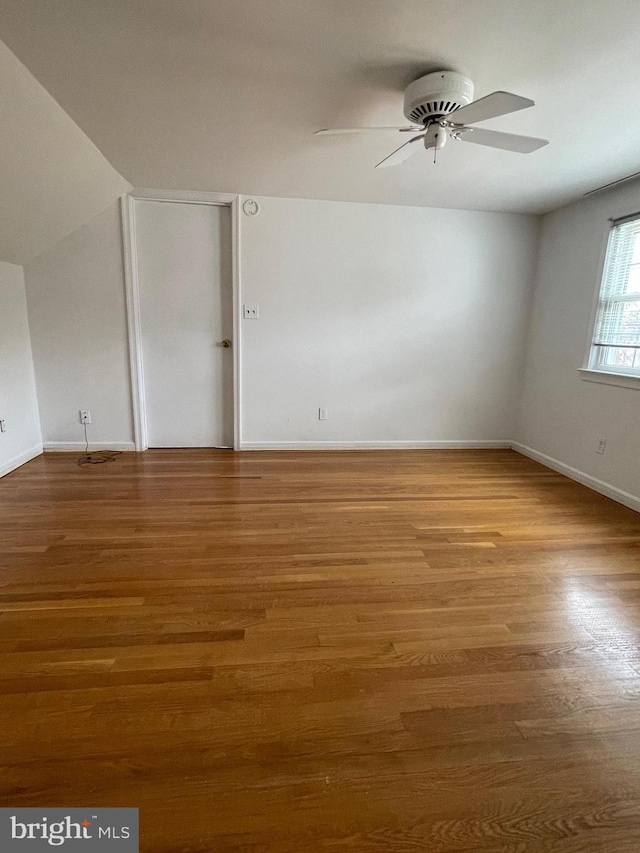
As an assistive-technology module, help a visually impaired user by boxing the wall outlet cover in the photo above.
[243,305,259,319]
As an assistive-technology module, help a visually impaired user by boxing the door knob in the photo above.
[221,339,232,348]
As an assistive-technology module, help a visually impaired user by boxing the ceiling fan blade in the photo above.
[375,135,424,168]
[314,126,419,135]
[458,127,548,153]
[448,91,535,126]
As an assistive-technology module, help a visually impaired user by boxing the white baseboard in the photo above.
[0,444,43,479]
[4,440,638,515]
[43,442,136,452]
[240,440,512,450]
[511,442,640,514]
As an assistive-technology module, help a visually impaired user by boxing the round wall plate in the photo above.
[243,199,260,216]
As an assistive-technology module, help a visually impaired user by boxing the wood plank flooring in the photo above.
[1,448,640,851]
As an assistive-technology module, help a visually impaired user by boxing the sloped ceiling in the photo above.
[0,43,129,264]
[0,40,129,264]
[0,0,639,216]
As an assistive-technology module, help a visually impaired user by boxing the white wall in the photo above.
[0,262,42,476]
[23,194,538,449]
[24,202,134,449]
[516,180,640,505]
[240,196,539,446]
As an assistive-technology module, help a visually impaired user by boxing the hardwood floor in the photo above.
[1,448,640,851]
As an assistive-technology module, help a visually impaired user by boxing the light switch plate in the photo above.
[243,305,259,319]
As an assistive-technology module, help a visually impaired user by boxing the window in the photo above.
[589,215,640,376]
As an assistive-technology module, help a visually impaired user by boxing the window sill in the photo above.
[578,368,640,390]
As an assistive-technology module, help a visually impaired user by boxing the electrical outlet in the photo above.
[596,437,607,455]
[0,419,6,433]
[318,407,328,421]
[243,304,259,319]
[80,410,92,425]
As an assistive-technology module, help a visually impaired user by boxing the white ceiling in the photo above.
[0,39,129,264]
[1,0,639,215]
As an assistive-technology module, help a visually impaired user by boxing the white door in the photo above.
[135,199,233,447]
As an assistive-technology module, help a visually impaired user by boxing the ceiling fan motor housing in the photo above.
[403,71,474,124]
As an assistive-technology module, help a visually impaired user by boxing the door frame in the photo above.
[121,189,242,451]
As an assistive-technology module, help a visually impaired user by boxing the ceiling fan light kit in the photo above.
[315,69,549,167]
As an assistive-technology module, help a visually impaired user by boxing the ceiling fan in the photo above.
[315,71,549,167]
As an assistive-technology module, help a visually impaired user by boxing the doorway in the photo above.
[124,193,237,449]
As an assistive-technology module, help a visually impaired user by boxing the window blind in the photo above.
[593,218,640,348]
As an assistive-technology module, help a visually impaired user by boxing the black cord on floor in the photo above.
[77,422,122,467]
